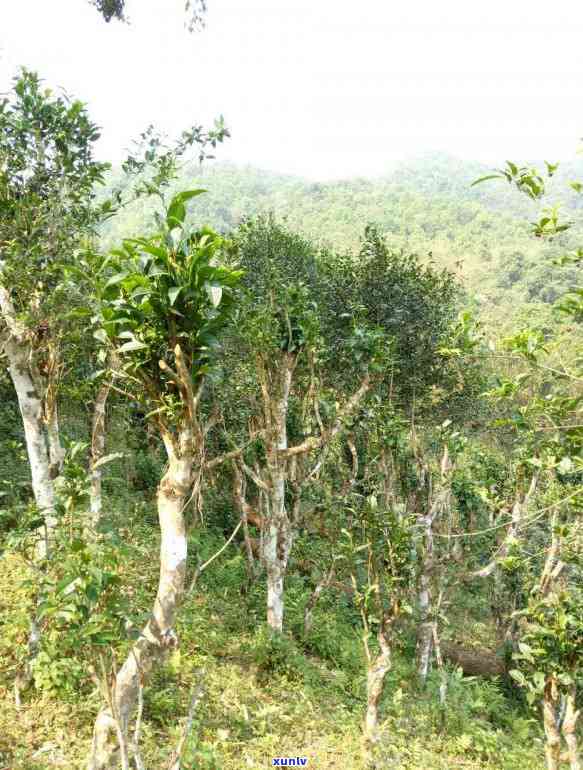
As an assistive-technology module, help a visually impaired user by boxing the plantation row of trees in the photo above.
[0,70,582,769]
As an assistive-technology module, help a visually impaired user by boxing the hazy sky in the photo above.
[1,0,583,179]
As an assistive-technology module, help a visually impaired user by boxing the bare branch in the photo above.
[470,471,540,579]
[241,461,271,493]
[174,344,197,426]
[283,372,372,460]
[167,674,205,770]
[188,520,243,592]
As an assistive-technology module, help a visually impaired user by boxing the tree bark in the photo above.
[87,432,193,770]
[416,520,434,684]
[363,627,391,769]
[5,336,57,557]
[43,343,65,477]
[232,462,258,578]
[261,353,294,633]
[563,689,581,770]
[542,685,561,770]
[0,285,57,557]
[263,467,293,632]
[90,376,112,524]
[416,447,452,685]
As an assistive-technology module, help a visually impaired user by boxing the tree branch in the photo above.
[281,372,372,460]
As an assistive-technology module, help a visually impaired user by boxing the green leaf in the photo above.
[533,671,545,691]
[117,338,148,353]
[138,244,167,260]
[471,174,503,187]
[198,331,220,348]
[517,642,535,663]
[105,271,129,288]
[148,263,169,278]
[168,286,182,306]
[205,282,223,307]
[167,190,207,229]
[167,199,186,229]
[509,669,527,687]
[174,189,206,203]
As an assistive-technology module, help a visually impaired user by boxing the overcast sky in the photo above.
[1,0,583,179]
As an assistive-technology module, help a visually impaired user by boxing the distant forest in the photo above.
[101,151,583,331]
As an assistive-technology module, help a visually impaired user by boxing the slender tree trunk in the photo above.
[87,433,193,770]
[44,344,65,477]
[416,512,434,684]
[262,353,294,633]
[363,627,391,769]
[563,689,581,770]
[432,624,447,712]
[416,447,451,685]
[543,684,562,770]
[416,591,433,682]
[90,377,112,524]
[5,337,57,557]
[232,462,257,578]
[472,472,539,580]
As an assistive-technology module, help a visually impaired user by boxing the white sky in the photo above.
[1,0,583,179]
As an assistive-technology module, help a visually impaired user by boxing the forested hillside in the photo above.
[101,152,583,330]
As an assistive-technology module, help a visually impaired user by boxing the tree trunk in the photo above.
[87,435,192,770]
[542,685,562,770]
[0,285,57,557]
[43,344,65,477]
[563,689,581,770]
[262,353,294,633]
[232,462,257,579]
[90,376,112,524]
[363,628,391,769]
[416,512,434,684]
[440,642,505,677]
[5,336,56,557]
[263,474,293,633]
[416,447,451,684]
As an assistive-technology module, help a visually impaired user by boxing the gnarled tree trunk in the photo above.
[363,625,392,769]
[87,430,193,770]
[542,683,561,770]
[0,286,57,557]
[563,689,581,770]
[5,337,57,556]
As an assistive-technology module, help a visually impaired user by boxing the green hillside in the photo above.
[100,152,583,331]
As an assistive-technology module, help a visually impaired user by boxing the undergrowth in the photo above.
[0,506,545,769]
